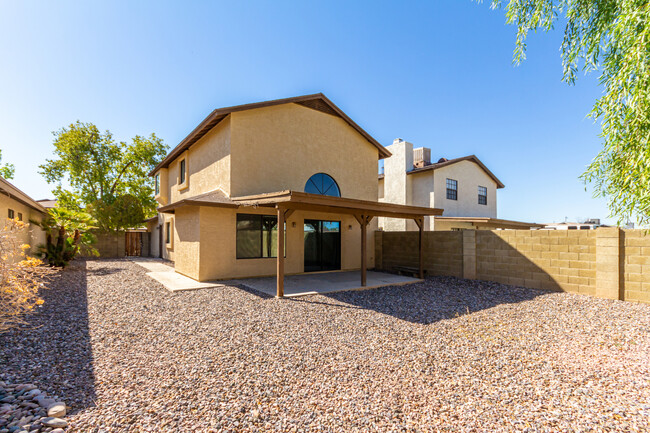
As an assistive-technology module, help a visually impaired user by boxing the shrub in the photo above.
[0,219,52,333]
[32,208,98,268]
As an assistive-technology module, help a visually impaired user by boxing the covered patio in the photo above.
[233,190,443,297]
[160,189,443,298]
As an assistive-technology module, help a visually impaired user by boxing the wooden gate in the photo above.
[125,232,142,256]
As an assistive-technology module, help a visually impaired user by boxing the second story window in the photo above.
[155,173,160,195]
[8,209,14,219]
[446,179,457,200]
[478,186,487,205]
[179,159,186,185]
[17,212,23,221]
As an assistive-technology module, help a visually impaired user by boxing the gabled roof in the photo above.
[150,93,391,175]
[407,155,505,189]
[0,177,47,214]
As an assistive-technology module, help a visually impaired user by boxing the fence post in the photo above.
[596,227,622,300]
[462,229,476,280]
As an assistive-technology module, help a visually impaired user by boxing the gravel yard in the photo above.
[1,259,649,432]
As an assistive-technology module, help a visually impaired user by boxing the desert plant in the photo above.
[0,219,52,333]
[32,208,98,268]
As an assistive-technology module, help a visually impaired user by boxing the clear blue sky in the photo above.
[0,0,611,224]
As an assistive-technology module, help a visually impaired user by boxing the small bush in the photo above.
[0,219,52,333]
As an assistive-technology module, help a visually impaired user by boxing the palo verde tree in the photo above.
[40,121,168,231]
[484,0,650,225]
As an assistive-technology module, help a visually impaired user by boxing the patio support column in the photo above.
[361,216,367,286]
[414,218,424,279]
[276,206,285,298]
[356,214,374,287]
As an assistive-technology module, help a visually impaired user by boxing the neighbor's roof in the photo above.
[36,198,57,208]
[0,177,47,214]
[150,93,391,175]
[407,155,505,189]
[434,216,544,229]
[158,189,443,219]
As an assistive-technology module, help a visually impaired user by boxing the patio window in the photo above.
[478,186,487,205]
[236,214,285,259]
[446,179,457,200]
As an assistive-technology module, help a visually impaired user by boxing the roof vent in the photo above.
[392,138,405,145]
[437,158,448,163]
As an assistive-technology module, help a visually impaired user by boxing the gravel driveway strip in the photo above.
[1,259,649,432]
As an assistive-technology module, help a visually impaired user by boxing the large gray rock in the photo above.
[46,403,66,418]
[40,417,67,428]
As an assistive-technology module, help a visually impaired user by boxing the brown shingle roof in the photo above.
[150,93,391,176]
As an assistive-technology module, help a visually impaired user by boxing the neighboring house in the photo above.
[36,198,57,209]
[378,138,543,231]
[0,177,47,255]
[150,94,440,293]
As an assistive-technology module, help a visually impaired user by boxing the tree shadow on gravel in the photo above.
[322,276,548,324]
[0,260,96,413]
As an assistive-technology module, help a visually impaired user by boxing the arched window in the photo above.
[304,173,341,197]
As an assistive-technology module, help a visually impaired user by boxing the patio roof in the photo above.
[159,190,443,219]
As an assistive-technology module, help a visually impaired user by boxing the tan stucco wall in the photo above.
[172,207,200,278]
[0,194,45,257]
[432,160,497,220]
[229,103,378,200]
[188,207,374,281]
[158,116,232,206]
[154,102,382,281]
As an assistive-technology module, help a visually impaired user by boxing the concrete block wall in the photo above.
[375,231,463,278]
[80,231,126,258]
[475,230,597,295]
[376,228,650,304]
[622,229,650,303]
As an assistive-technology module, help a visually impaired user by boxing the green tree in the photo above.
[39,121,168,231]
[485,0,650,224]
[0,149,15,179]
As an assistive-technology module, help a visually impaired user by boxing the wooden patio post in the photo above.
[276,207,285,298]
[360,215,367,286]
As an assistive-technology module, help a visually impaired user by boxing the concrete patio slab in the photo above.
[130,258,224,292]
[220,271,421,298]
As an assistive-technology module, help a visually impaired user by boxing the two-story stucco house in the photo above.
[149,94,441,296]
[378,139,542,231]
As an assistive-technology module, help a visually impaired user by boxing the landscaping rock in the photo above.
[40,418,66,429]
[45,404,65,419]
[1,259,649,431]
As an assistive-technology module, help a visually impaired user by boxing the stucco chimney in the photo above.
[379,139,414,231]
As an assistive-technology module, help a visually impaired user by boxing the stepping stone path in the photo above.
[0,382,68,433]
